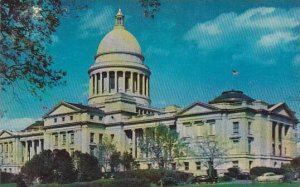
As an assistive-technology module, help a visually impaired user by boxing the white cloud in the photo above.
[258,31,298,48]
[78,6,115,39]
[184,7,300,64]
[0,117,40,131]
[293,54,300,66]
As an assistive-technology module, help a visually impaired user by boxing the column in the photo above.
[132,129,136,158]
[137,73,140,94]
[37,140,41,154]
[146,76,149,97]
[123,71,126,92]
[144,75,146,96]
[282,125,286,156]
[30,140,34,159]
[99,73,102,94]
[96,73,99,94]
[24,141,28,162]
[92,74,95,95]
[106,72,109,93]
[89,76,92,96]
[275,123,279,155]
[140,74,143,95]
[131,72,134,92]
[114,71,117,92]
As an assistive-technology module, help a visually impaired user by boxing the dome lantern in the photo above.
[115,8,124,29]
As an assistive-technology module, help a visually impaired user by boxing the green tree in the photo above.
[97,135,117,172]
[110,151,121,173]
[193,135,231,178]
[73,151,100,181]
[21,149,76,184]
[121,151,135,171]
[1,0,66,97]
[138,124,187,169]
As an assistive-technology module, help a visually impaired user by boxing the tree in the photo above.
[21,149,76,184]
[97,134,117,172]
[138,124,187,169]
[121,151,135,171]
[110,151,121,173]
[192,135,231,178]
[291,156,300,172]
[73,151,100,182]
[1,0,66,97]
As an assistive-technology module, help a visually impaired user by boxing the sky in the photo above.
[1,0,300,130]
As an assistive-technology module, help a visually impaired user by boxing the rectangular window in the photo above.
[70,133,74,144]
[99,134,103,144]
[233,139,240,143]
[99,116,102,120]
[62,134,66,145]
[272,143,275,155]
[62,116,65,122]
[70,148,74,157]
[70,116,73,120]
[232,161,239,168]
[90,133,94,143]
[90,147,95,156]
[248,122,251,135]
[90,115,94,120]
[279,145,282,156]
[54,118,57,123]
[248,139,251,154]
[196,162,201,170]
[184,162,189,171]
[111,134,115,141]
[54,134,58,146]
[233,122,239,134]
[0,144,2,153]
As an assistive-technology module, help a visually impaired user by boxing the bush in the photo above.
[250,167,285,177]
[114,169,192,184]
[0,172,15,183]
[219,175,233,182]
[224,167,240,178]
[89,178,150,187]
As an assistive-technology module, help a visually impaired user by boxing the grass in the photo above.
[0,183,17,187]
[180,181,300,187]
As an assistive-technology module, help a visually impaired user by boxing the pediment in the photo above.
[177,102,219,116]
[0,131,13,138]
[269,103,296,119]
[45,102,80,117]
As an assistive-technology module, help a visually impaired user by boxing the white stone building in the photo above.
[0,9,298,175]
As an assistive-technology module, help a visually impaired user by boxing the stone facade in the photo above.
[0,9,298,175]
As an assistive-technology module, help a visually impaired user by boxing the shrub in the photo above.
[114,169,192,184]
[219,175,233,182]
[0,172,15,183]
[224,167,240,178]
[250,167,285,177]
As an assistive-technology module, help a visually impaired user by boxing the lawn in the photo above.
[181,181,300,187]
[1,183,17,187]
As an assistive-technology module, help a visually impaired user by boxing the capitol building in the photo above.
[0,9,298,175]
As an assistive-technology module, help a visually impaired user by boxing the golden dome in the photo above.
[95,9,143,61]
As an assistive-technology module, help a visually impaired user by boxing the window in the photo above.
[232,161,239,168]
[99,116,102,120]
[196,162,201,170]
[54,134,58,146]
[70,116,73,120]
[279,145,282,156]
[62,134,66,145]
[70,148,74,157]
[90,133,94,143]
[90,147,95,156]
[0,144,2,153]
[111,134,115,141]
[62,116,65,122]
[272,143,275,155]
[184,162,189,171]
[90,115,94,120]
[54,118,57,123]
[70,133,74,144]
[99,134,103,144]
[248,122,251,135]
[248,139,252,154]
[5,144,8,152]
[208,123,215,135]
[233,122,239,134]
[233,139,240,143]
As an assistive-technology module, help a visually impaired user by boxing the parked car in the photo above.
[191,175,218,184]
[256,172,284,182]
[237,172,251,180]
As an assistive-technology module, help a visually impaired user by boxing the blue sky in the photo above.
[1,0,300,130]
